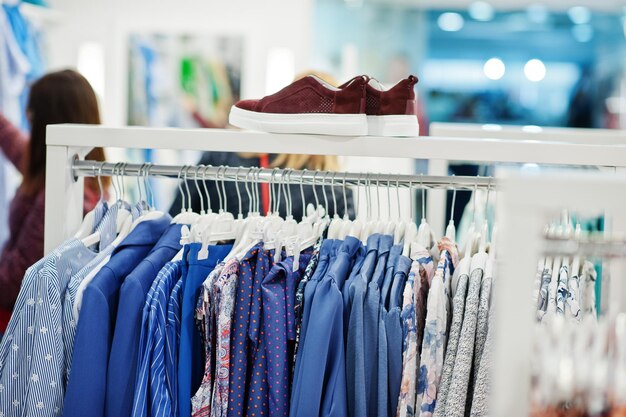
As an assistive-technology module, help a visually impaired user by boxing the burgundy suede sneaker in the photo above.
[229,75,368,136]
[365,75,419,137]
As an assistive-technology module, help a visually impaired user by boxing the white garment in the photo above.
[72,254,111,321]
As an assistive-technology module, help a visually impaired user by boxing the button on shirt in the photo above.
[63,215,171,417]
[179,243,232,417]
[106,222,181,417]
[0,239,99,417]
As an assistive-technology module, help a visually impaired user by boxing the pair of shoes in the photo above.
[228,74,419,137]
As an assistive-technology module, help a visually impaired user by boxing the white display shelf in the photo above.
[47,124,626,167]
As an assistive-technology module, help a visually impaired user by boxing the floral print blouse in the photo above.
[397,244,435,417]
[416,237,458,417]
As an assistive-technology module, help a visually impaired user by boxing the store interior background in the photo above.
[11,0,626,220]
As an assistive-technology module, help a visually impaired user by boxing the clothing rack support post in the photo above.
[608,166,626,313]
[492,174,540,417]
[44,139,91,253]
[494,171,626,415]
[426,159,448,236]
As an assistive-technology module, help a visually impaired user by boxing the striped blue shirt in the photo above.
[0,239,99,417]
[132,261,182,417]
[166,277,184,417]
[62,205,119,383]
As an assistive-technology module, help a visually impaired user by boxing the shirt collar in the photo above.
[149,223,185,252]
[113,213,172,253]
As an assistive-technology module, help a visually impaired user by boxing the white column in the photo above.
[44,145,85,253]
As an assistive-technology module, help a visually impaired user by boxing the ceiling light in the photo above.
[568,6,591,25]
[469,1,494,22]
[438,12,464,32]
[526,3,548,24]
[483,58,505,80]
[524,59,546,82]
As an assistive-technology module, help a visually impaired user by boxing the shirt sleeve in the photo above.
[0,113,28,174]
[0,193,44,310]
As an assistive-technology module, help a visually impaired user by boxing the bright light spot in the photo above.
[77,42,105,99]
[438,12,464,32]
[482,124,502,131]
[522,125,543,133]
[521,163,540,173]
[524,59,546,82]
[572,24,593,42]
[469,1,494,21]
[568,6,591,25]
[526,3,549,24]
[483,58,505,80]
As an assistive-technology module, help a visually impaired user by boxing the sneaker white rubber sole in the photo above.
[367,115,420,137]
[229,106,368,136]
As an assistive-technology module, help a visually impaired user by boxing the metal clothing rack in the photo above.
[71,160,494,190]
[45,125,626,415]
[45,125,626,253]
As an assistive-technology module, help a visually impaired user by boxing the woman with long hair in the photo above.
[0,69,107,331]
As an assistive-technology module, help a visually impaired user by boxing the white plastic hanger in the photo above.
[461,181,481,258]
[171,165,200,225]
[227,167,263,261]
[327,172,344,239]
[199,166,237,260]
[381,180,394,236]
[445,177,457,241]
[75,163,105,239]
[402,179,418,257]
[263,168,286,251]
[311,171,329,240]
[359,174,374,242]
[477,179,492,254]
[294,169,318,248]
[82,162,132,247]
[131,163,165,230]
[392,179,406,244]
[416,174,433,249]
[571,222,583,280]
[349,173,365,239]
[191,164,220,238]
[337,172,354,240]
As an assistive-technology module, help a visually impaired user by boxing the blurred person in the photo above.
[0,69,107,332]
[171,71,354,219]
[567,68,594,128]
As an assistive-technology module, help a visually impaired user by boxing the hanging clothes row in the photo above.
[0,163,497,417]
